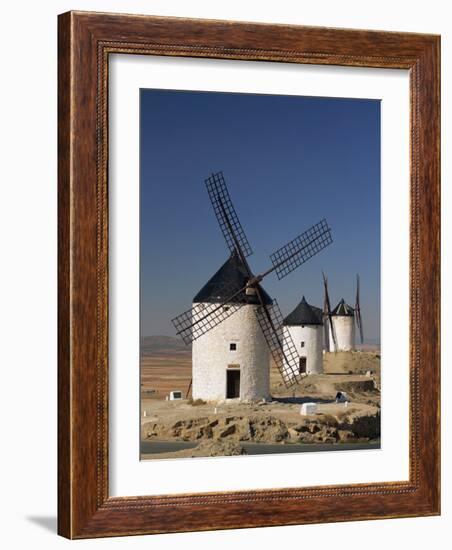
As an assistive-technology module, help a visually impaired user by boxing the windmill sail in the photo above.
[171,280,247,345]
[322,271,337,352]
[355,274,364,344]
[269,219,333,280]
[323,281,331,349]
[254,299,302,388]
[205,171,253,258]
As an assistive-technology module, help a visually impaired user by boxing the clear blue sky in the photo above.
[140,89,380,343]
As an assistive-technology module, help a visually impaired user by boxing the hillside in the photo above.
[141,335,190,355]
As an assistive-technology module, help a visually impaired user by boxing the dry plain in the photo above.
[140,347,381,459]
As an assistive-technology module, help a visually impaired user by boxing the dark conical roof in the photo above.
[283,296,323,326]
[332,298,354,316]
[192,252,273,305]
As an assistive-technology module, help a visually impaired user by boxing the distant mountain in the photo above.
[141,335,190,354]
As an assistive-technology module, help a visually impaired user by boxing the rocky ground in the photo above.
[141,351,381,459]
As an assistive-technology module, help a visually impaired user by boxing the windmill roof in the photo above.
[332,298,355,316]
[192,251,273,305]
[283,296,323,326]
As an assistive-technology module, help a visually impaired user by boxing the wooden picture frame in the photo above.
[58,11,440,539]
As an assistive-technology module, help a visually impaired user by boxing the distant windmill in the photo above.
[323,273,364,352]
[283,296,324,376]
[171,172,333,400]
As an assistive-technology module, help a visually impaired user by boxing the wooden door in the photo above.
[226,369,240,398]
[299,357,307,374]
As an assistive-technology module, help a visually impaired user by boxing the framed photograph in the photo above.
[58,11,440,538]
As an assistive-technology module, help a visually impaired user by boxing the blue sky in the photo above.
[140,89,380,343]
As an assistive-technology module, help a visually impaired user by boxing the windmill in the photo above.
[323,272,364,352]
[283,296,325,376]
[171,171,333,394]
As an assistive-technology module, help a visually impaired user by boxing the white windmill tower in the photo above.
[190,252,272,402]
[283,296,324,376]
[329,298,355,351]
[323,273,364,352]
[171,172,333,402]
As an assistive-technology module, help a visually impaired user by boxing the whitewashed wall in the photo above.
[285,324,323,375]
[329,316,355,351]
[192,303,270,401]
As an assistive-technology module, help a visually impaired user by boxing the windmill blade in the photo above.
[358,312,364,344]
[322,271,337,352]
[171,281,248,345]
[185,378,192,399]
[356,311,364,344]
[355,274,364,344]
[323,280,331,348]
[172,300,244,345]
[254,298,302,388]
[269,219,333,281]
[205,172,253,258]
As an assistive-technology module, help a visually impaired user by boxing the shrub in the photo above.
[187,398,207,406]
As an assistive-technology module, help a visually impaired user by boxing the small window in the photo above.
[229,343,237,351]
[223,306,230,312]
[301,341,305,348]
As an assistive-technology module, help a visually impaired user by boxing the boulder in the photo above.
[217,424,237,438]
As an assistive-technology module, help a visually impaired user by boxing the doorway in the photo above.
[226,369,240,398]
[299,357,307,375]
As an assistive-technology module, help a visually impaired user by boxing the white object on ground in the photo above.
[300,402,317,415]
[169,391,183,400]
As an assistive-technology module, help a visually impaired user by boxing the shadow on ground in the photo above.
[26,516,57,533]
[273,396,333,405]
